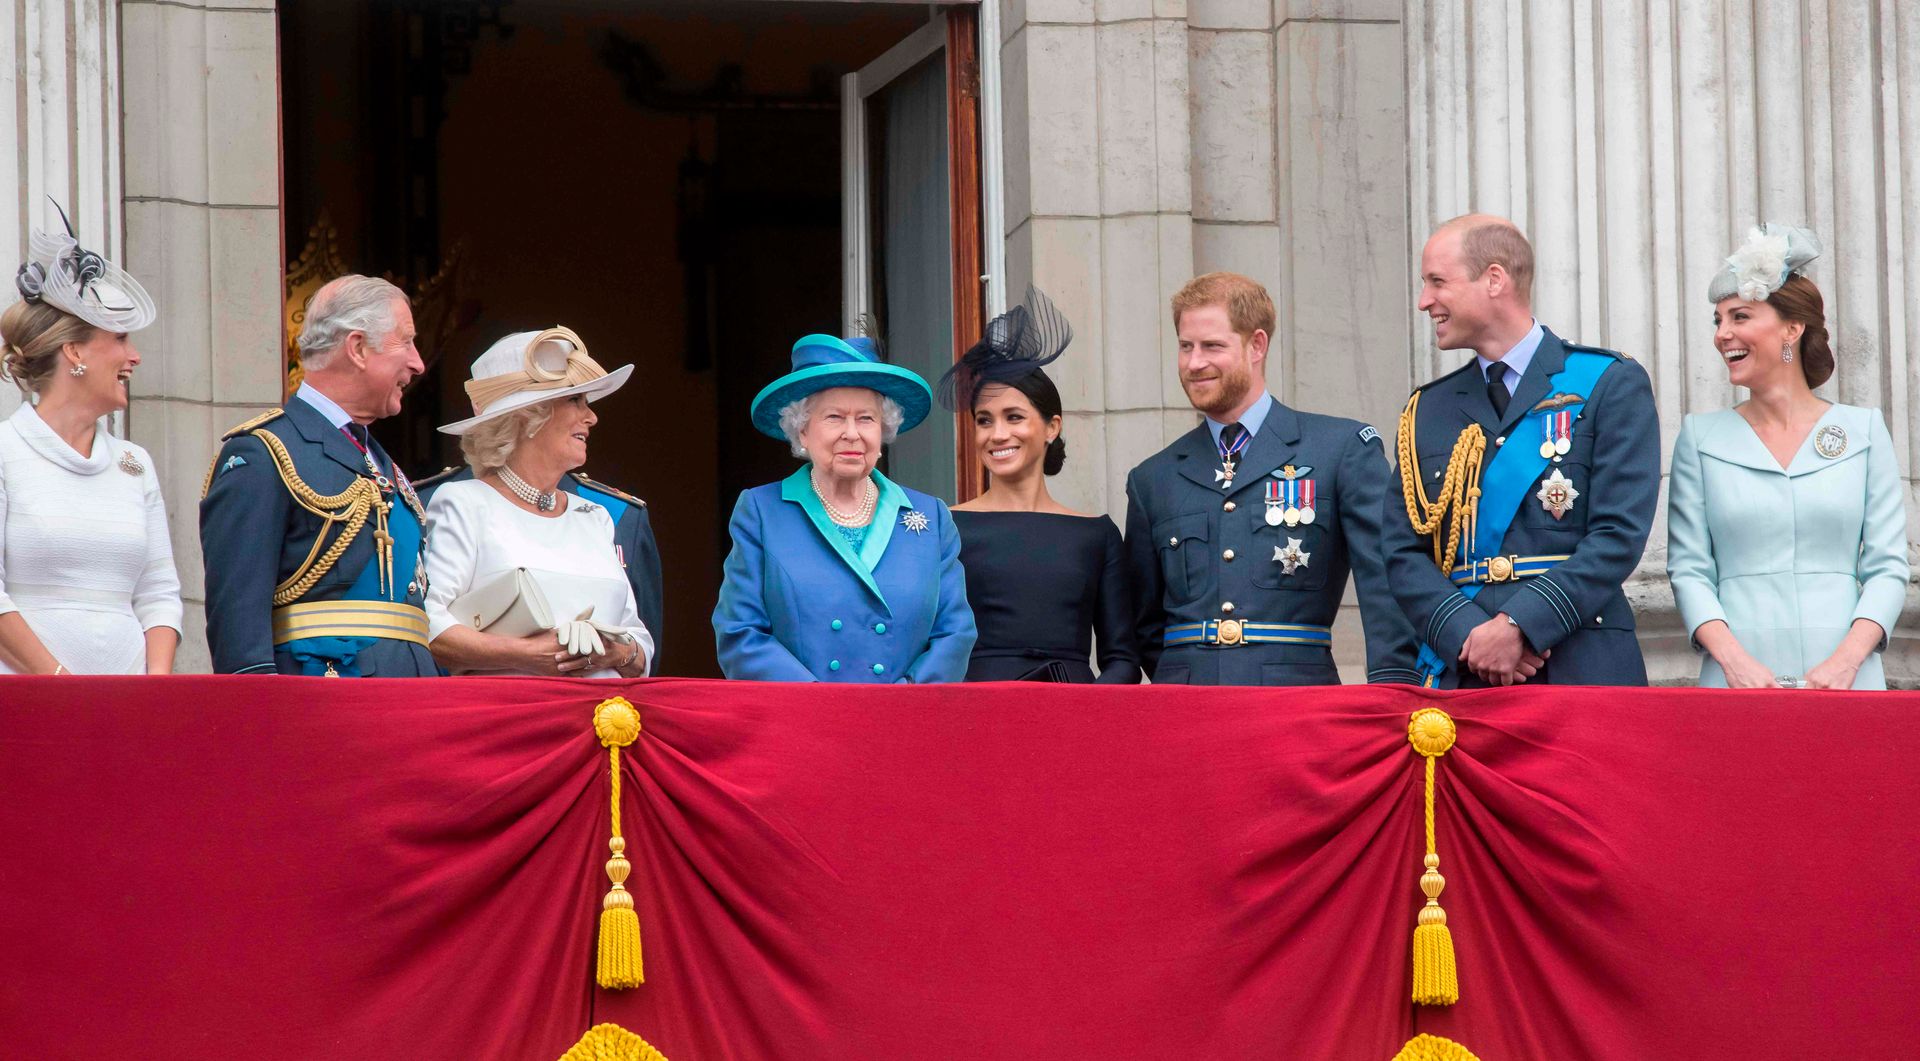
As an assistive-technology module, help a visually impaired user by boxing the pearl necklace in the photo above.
[499,465,557,513]
[813,470,876,527]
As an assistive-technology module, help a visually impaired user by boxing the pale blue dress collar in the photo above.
[1474,320,1543,392]
[1204,389,1274,449]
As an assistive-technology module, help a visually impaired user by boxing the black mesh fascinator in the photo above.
[936,286,1073,411]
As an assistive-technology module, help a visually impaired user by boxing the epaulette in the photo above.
[220,407,285,440]
[410,465,464,491]
[1564,342,1630,361]
[570,472,646,508]
[1415,359,1480,392]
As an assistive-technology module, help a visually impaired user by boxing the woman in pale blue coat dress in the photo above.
[713,334,976,682]
[1667,225,1908,689]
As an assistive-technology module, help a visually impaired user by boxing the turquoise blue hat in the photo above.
[749,334,934,439]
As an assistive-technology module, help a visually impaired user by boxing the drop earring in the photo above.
[69,362,87,376]
[1781,342,1795,364]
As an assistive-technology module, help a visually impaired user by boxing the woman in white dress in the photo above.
[0,211,181,675]
[423,327,651,678]
[1666,224,1908,689]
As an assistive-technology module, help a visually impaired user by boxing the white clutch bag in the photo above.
[448,568,555,638]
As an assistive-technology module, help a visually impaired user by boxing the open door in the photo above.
[842,8,985,502]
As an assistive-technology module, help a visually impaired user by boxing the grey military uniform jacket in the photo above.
[1124,400,1420,685]
[1382,328,1659,687]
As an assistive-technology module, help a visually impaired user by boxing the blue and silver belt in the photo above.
[1448,553,1571,586]
[1163,620,1332,648]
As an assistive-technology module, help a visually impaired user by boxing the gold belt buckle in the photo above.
[1216,619,1244,646]
[1485,555,1515,582]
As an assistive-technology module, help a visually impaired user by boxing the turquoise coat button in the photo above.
[874,622,887,634]
[829,659,841,671]
[831,619,843,631]
[872,663,885,675]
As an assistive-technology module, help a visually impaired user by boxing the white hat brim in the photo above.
[437,363,634,435]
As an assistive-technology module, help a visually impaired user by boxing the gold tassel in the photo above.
[594,697,645,989]
[1391,1033,1481,1061]
[1407,708,1459,1005]
[557,1022,672,1061]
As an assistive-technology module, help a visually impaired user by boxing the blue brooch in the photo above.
[901,509,930,535]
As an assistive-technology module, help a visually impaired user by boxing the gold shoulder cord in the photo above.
[1396,391,1487,573]
[247,428,382,606]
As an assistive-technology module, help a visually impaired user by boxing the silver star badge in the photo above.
[1273,537,1311,575]
[1536,468,1579,520]
[901,509,930,534]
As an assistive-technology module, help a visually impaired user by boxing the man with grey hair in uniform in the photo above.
[199,274,435,676]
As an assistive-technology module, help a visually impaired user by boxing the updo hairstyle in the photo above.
[0,300,93,398]
[1765,274,1834,388]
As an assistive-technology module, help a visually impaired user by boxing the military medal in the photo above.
[1215,426,1250,488]
[1536,468,1579,520]
[1814,424,1847,459]
[1273,537,1311,575]
[1264,480,1285,526]
[1539,411,1573,461]
[1297,478,1316,525]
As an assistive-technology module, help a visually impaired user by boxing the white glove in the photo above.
[553,608,607,659]
[589,620,640,668]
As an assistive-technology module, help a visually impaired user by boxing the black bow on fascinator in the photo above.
[935,286,1074,411]
[13,199,155,331]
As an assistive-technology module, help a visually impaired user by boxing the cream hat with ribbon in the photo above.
[438,326,633,435]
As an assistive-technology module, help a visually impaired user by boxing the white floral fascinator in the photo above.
[1707,223,1822,303]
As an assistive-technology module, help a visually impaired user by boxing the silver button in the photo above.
[1595,616,1603,625]
[407,581,418,595]
[1223,549,1235,562]
[1221,601,1235,614]
[1223,501,1236,512]
[1495,436,1506,446]
[1168,536,1179,548]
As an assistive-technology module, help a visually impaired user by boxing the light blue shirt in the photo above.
[295,381,354,430]
[1474,320,1544,394]
[1204,389,1275,450]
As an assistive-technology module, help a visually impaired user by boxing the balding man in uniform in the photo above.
[1384,215,1659,687]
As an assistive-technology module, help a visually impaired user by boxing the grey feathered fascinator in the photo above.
[1707,223,1822,303]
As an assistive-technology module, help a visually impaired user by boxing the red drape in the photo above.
[1,677,1914,1059]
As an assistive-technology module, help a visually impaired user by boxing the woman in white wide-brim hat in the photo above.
[0,204,181,675]
[421,326,653,678]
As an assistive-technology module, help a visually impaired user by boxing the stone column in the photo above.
[998,0,1410,680]
[3,0,126,423]
[998,0,1197,515]
[120,0,283,672]
[1410,0,1920,683]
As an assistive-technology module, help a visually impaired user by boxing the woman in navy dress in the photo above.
[939,289,1141,683]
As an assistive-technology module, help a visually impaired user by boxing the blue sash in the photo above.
[284,502,425,677]
[1415,351,1615,685]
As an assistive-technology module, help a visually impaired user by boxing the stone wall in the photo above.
[1000,0,1920,683]
[999,0,1415,678]
[1408,0,1920,682]
[119,0,282,673]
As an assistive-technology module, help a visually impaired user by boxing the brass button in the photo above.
[1223,501,1236,512]
[1221,601,1235,614]
[1223,549,1236,562]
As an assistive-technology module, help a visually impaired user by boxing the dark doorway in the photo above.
[279,0,932,676]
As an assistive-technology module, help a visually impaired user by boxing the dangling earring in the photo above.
[69,362,87,377]
[1781,342,1795,364]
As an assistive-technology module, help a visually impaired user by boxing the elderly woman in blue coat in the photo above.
[713,334,976,681]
